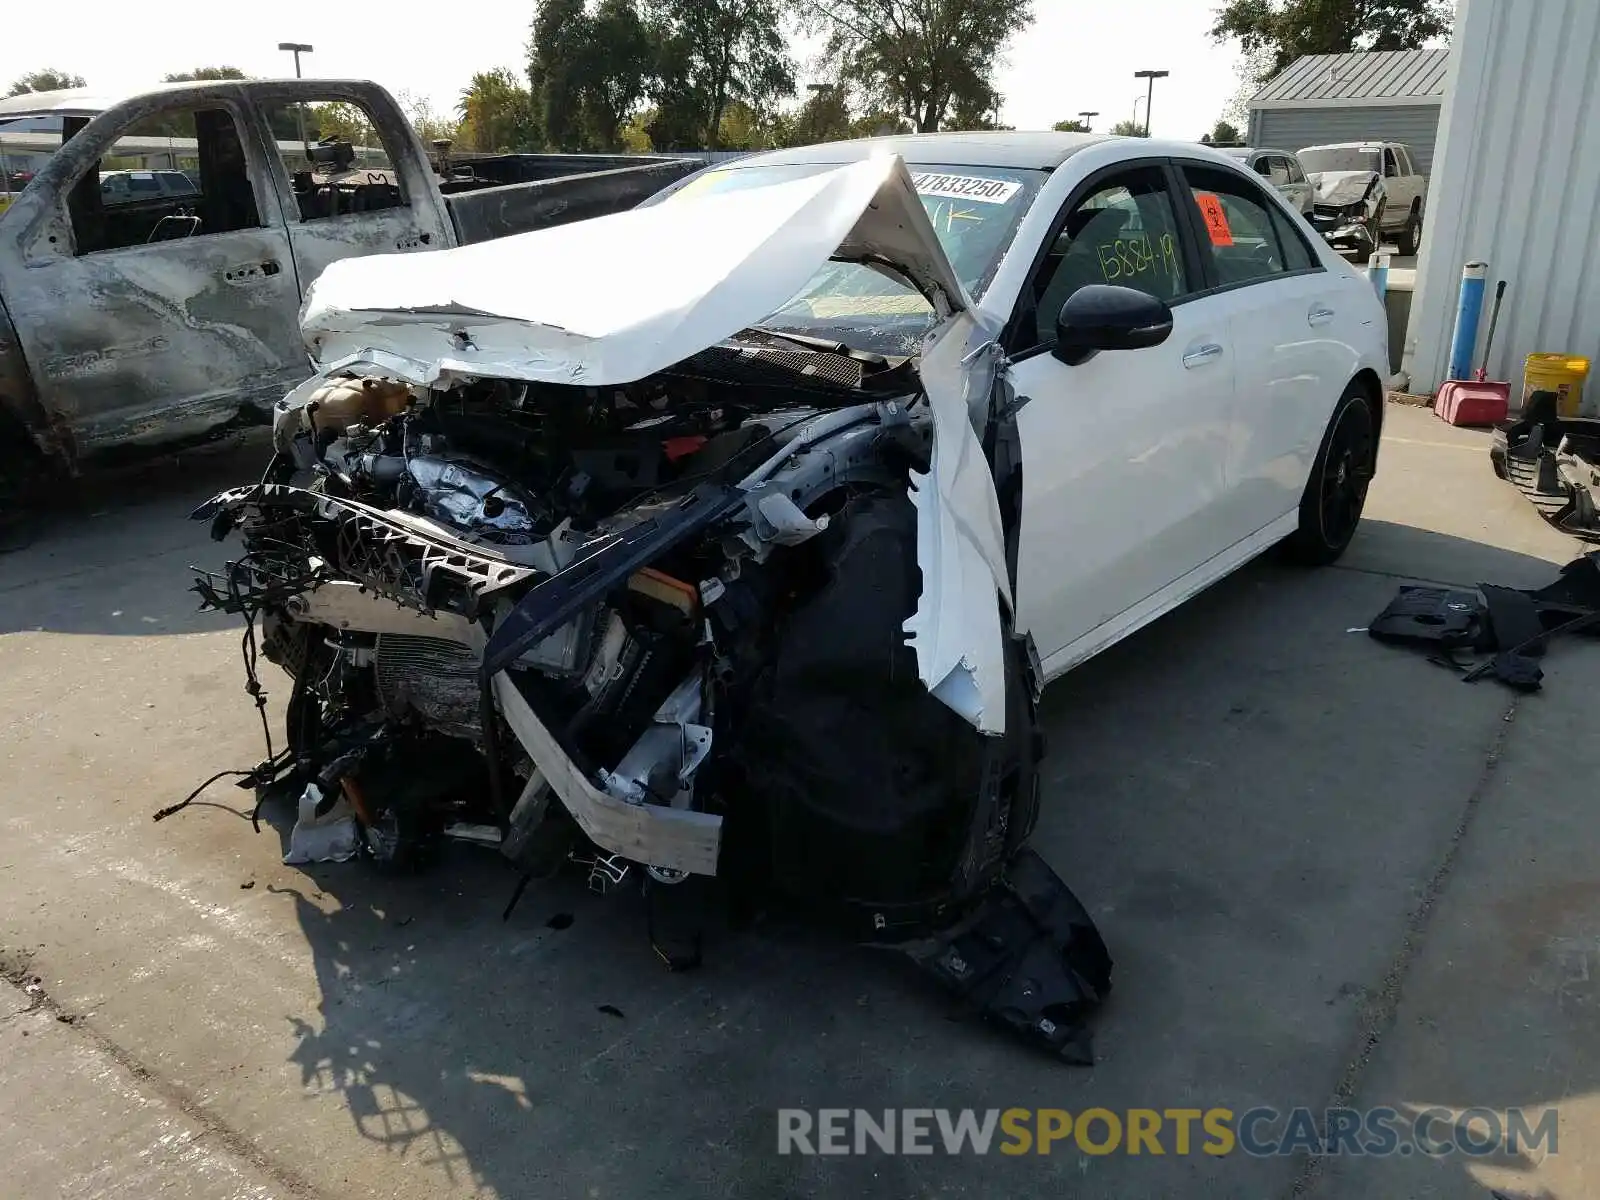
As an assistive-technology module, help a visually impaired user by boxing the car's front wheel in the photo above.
[1283,382,1377,565]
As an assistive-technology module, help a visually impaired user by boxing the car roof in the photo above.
[726,130,1109,171]
[1301,142,1390,152]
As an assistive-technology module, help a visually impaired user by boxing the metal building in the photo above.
[1405,0,1600,397]
[1247,49,1450,170]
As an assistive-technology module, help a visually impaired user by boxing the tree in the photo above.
[457,69,537,152]
[306,103,375,146]
[7,68,86,97]
[162,67,247,82]
[772,83,854,147]
[948,83,1008,131]
[1110,119,1146,137]
[396,90,460,147]
[578,0,653,149]
[529,0,591,150]
[801,0,1032,133]
[1206,118,1241,143]
[645,0,794,149]
[1211,0,1452,82]
[1052,118,1090,133]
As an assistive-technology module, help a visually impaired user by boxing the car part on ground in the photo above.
[1489,392,1600,539]
[179,153,1111,1063]
[1366,550,1600,691]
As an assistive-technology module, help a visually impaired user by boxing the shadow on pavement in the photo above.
[0,432,271,637]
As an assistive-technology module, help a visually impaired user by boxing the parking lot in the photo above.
[2,403,1596,1199]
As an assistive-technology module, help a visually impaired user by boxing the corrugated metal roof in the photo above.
[1251,49,1451,106]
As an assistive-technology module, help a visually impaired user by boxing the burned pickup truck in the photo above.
[0,78,697,506]
[189,150,1119,1061]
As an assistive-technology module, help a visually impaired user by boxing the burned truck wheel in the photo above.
[729,489,1040,941]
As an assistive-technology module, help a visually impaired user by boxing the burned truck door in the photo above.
[251,85,453,299]
[0,91,306,454]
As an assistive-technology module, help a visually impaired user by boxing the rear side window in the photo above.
[263,97,408,220]
[1269,207,1317,271]
[1267,157,1292,186]
[1287,157,1307,184]
[1180,163,1317,287]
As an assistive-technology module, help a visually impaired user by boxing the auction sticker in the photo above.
[1193,191,1234,246]
[912,172,1021,205]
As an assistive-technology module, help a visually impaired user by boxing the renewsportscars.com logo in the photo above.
[777,1107,1560,1158]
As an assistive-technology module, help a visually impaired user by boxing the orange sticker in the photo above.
[1194,192,1233,246]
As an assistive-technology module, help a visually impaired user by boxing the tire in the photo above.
[0,427,52,554]
[729,490,1041,938]
[1397,207,1421,256]
[1283,383,1377,566]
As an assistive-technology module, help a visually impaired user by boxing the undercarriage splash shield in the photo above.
[902,848,1112,1064]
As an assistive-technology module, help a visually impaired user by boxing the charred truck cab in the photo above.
[190,155,1111,1061]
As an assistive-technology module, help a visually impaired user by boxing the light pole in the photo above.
[1134,69,1169,137]
[277,42,313,78]
[1078,110,1098,132]
[278,43,314,157]
[1132,94,1146,134]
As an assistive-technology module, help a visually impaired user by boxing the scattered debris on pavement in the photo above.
[1367,550,1600,691]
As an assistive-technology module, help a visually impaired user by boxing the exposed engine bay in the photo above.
[181,154,1113,1062]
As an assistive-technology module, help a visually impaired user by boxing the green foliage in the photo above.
[457,69,538,152]
[397,90,461,147]
[530,0,592,150]
[1211,0,1452,81]
[1109,119,1146,137]
[1207,119,1241,143]
[7,68,86,97]
[161,67,248,82]
[645,0,793,149]
[1053,118,1090,133]
[580,0,655,149]
[800,0,1032,133]
[770,84,854,147]
[306,102,378,146]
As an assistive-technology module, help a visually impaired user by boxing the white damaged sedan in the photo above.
[189,132,1388,1061]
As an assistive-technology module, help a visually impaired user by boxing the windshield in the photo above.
[650,161,1046,355]
[1299,147,1381,175]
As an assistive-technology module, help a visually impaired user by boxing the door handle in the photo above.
[1182,343,1224,368]
[222,260,282,284]
[1308,305,1335,326]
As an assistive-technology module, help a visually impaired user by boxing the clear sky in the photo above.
[0,0,1244,139]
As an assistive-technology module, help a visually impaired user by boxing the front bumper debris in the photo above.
[903,848,1113,1064]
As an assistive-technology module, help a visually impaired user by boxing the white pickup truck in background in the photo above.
[1300,141,1428,260]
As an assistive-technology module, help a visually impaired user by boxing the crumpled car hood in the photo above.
[292,154,1012,737]
[300,155,970,389]
[1311,170,1379,206]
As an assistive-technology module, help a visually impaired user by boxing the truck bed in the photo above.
[441,155,703,245]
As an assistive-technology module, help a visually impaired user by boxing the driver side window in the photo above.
[68,106,262,255]
[1026,167,1188,348]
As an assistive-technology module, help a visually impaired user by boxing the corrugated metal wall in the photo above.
[1249,105,1442,170]
[1405,0,1600,397]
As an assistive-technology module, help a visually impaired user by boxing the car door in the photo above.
[1172,160,1353,536]
[1006,161,1237,673]
[0,93,306,454]
[249,86,453,297]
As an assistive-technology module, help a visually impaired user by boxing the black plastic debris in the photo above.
[1368,551,1600,691]
[901,849,1113,1066]
[1489,393,1600,540]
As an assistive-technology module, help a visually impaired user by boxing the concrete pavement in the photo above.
[1,406,1596,1198]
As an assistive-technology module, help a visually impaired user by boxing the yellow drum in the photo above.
[1523,353,1590,417]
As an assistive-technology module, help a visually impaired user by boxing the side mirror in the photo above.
[1053,284,1174,366]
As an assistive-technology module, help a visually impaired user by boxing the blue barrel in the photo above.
[1447,262,1488,381]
